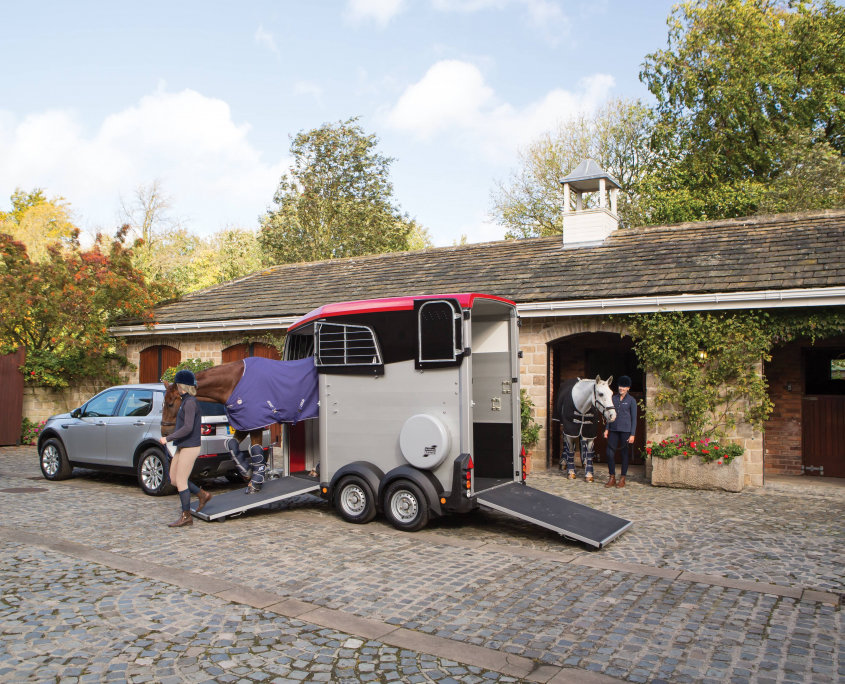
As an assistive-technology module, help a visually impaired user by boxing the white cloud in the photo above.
[346,0,405,27]
[254,25,280,56]
[0,89,286,236]
[431,0,569,42]
[294,80,325,100]
[387,59,614,161]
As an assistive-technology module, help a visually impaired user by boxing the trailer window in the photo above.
[418,300,462,365]
[315,322,383,371]
[285,332,314,361]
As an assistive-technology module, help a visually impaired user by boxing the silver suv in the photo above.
[37,383,267,495]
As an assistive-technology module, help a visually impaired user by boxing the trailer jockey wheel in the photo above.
[384,480,429,532]
[334,476,377,524]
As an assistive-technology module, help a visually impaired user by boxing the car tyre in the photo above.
[39,438,73,481]
[383,479,429,532]
[137,447,175,496]
[334,475,377,524]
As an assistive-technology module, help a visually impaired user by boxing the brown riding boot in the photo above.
[168,511,193,527]
[604,475,617,488]
[196,489,212,513]
[616,476,626,488]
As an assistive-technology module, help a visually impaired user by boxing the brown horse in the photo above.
[160,361,268,491]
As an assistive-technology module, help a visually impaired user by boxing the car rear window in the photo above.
[199,401,227,417]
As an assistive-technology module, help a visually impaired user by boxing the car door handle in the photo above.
[96,421,107,426]
[133,421,147,426]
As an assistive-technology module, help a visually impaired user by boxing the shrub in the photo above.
[646,436,743,465]
[21,418,46,446]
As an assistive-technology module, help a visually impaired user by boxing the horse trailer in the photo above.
[194,293,631,548]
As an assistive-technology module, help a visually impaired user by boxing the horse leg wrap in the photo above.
[226,438,252,479]
[582,439,595,477]
[248,444,266,490]
[562,440,576,474]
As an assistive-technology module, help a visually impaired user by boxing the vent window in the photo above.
[418,300,462,366]
[316,322,383,370]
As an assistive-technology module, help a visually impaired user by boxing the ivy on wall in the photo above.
[626,308,845,440]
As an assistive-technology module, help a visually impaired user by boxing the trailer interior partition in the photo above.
[467,296,521,493]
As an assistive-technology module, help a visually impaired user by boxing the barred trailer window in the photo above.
[418,300,460,363]
[315,322,383,368]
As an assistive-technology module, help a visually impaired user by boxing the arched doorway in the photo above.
[222,342,283,446]
[139,345,181,383]
[548,332,646,469]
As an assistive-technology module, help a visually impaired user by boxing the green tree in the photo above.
[639,0,845,222]
[490,99,655,237]
[259,117,414,264]
[0,226,165,388]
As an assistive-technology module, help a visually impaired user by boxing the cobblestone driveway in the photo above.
[0,446,842,682]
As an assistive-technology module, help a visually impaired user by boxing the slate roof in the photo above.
[145,210,845,325]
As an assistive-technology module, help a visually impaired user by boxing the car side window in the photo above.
[119,389,154,417]
[82,389,124,418]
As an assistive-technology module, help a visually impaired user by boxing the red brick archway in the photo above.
[548,332,646,470]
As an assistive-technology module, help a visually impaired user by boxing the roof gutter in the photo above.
[517,286,845,317]
[110,316,299,337]
[110,286,845,336]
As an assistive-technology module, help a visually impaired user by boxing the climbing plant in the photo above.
[627,308,845,440]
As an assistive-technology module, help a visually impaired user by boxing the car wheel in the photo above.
[334,475,377,524]
[39,438,73,481]
[383,479,429,532]
[137,447,175,496]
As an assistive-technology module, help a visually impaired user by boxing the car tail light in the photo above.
[201,423,214,436]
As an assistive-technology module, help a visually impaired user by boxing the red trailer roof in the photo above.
[288,293,515,332]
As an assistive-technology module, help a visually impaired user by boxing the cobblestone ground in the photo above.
[1,446,842,682]
[0,544,518,683]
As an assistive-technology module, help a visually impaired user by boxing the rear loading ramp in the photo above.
[476,482,632,548]
[192,475,320,521]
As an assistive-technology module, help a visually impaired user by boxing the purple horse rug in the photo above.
[225,356,319,431]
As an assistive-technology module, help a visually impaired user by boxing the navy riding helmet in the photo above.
[173,369,197,386]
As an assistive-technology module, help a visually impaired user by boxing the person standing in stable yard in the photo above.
[603,375,637,489]
[160,369,212,527]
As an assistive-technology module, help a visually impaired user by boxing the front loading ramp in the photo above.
[192,475,320,521]
[476,482,632,548]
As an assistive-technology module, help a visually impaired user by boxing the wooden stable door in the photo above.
[0,348,25,446]
[139,345,181,383]
[802,396,845,477]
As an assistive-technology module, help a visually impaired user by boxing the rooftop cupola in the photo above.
[560,159,621,248]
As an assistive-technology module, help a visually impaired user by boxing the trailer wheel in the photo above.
[383,480,429,532]
[334,476,376,524]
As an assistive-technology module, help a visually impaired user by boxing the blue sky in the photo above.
[0,1,677,246]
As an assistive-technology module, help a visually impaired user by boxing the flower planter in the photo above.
[650,455,744,492]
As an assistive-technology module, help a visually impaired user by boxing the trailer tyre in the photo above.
[334,476,377,524]
[384,479,429,532]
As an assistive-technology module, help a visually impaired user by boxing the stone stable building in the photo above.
[109,207,845,488]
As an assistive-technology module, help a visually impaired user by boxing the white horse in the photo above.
[554,376,617,482]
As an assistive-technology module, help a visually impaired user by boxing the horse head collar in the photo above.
[592,375,617,424]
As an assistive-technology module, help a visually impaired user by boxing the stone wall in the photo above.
[644,371,764,489]
[23,383,110,424]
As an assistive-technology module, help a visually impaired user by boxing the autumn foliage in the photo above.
[0,225,165,387]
